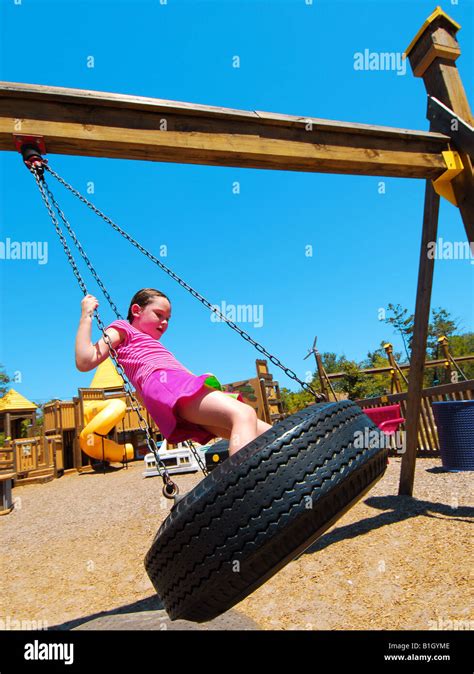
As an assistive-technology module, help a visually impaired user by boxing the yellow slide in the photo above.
[80,399,134,462]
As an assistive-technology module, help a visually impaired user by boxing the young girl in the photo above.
[75,288,272,458]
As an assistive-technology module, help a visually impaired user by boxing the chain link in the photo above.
[29,166,182,496]
[44,164,325,402]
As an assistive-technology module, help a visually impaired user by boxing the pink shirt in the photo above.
[105,319,191,392]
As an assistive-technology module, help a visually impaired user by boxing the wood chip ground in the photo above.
[2,457,472,631]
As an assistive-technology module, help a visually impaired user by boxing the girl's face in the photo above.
[131,297,171,340]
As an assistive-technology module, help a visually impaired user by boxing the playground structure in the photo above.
[316,337,474,398]
[358,379,474,455]
[226,359,286,424]
[312,335,474,455]
[0,357,284,511]
[80,398,134,463]
[0,390,55,515]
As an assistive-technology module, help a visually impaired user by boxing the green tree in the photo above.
[428,331,474,386]
[280,350,394,412]
[0,365,10,398]
[449,333,474,381]
[382,304,413,361]
[426,307,459,357]
[280,370,322,414]
[363,342,404,368]
[279,311,473,415]
[360,342,405,396]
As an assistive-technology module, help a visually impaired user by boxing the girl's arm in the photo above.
[75,295,124,372]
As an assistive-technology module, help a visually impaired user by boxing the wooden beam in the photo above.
[405,8,474,244]
[326,354,474,379]
[0,81,449,178]
[399,181,440,496]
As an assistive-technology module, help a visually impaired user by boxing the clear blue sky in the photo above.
[0,0,473,405]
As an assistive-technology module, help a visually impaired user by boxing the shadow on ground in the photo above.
[50,595,260,631]
[303,495,474,557]
[78,464,126,475]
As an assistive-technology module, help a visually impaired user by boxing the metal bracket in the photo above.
[13,134,48,176]
[432,150,464,206]
[427,96,474,162]
[14,134,46,155]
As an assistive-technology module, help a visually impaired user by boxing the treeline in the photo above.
[280,305,474,414]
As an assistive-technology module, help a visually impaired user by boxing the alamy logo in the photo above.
[428,618,474,630]
[427,238,474,264]
[210,301,264,328]
[0,616,48,630]
[353,49,407,76]
[354,428,406,454]
[0,237,48,264]
[24,640,74,665]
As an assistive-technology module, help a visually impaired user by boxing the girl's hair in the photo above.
[127,288,171,323]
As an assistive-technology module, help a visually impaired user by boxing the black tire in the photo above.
[144,400,389,623]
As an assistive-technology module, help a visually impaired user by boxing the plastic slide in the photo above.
[80,399,134,462]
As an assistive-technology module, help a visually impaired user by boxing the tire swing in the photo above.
[145,400,388,622]
[21,151,389,625]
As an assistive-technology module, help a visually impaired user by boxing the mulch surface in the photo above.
[2,456,472,631]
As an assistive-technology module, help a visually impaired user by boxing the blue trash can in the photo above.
[432,400,474,471]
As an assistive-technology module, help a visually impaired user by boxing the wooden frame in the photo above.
[0,81,449,178]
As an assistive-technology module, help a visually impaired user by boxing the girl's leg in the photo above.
[257,418,273,435]
[200,424,231,439]
[201,419,271,442]
[176,389,272,456]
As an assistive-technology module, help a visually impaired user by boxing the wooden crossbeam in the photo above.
[326,354,474,379]
[0,81,449,178]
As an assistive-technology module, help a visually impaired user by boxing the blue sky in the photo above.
[0,0,473,405]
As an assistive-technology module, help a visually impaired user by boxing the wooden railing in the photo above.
[357,379,474,454]
[0,445,15,474]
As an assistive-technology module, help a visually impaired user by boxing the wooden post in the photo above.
[399,182,440,496]
[314,352,338,401]
[439,335,451,383]
[405,7,474,242]
[4,412,11,441]
[384,343,406,394]
[314,352,329,400]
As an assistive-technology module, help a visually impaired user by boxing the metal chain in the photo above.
[44,164,325,402]
[42,178,210,477]
[42,181,123,319]
[187,439,208,475]
[36,167,209,482]
[28,165,181,497]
